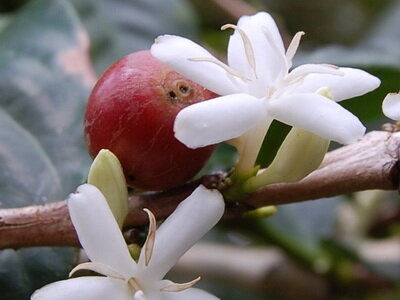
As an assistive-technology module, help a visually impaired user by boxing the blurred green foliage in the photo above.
[0,0,197,297]
[0,0,92,297]
[70,0,198,73]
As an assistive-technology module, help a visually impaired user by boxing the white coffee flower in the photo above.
[32,184,224,300]
[151,11,380,173]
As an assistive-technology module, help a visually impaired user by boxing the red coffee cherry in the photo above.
[84,50,217,191]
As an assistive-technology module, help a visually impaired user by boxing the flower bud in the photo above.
[88,149,128,228]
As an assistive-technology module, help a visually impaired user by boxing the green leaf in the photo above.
[0,0,93,297]
[70,0,199,73]
[0,109,61,207]
[256,120,291,168]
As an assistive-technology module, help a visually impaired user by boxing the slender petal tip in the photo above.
[267,93,366,144]
[295,67,381,101]
[382,92,400,121]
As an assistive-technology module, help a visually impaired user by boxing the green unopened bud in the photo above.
[244,88,332,192]
[88,149,128,228]
[243,206,277,219]
[127,243,141,261]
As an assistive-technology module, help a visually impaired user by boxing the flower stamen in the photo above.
[142,208,157,266]
[127,277,142,292]
[160,277,201,292]
[221,24,258,79]
[69,262,125,280]
[188,57,250,81]
[285,31,305,69]
[284,63,343,86]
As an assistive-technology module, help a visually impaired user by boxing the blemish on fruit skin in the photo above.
[57,29,97,87]
[179,84,189,94]
[168,91,177,100]
[166,79,194,106]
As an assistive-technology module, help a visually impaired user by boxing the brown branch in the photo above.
[246,130,400,207]
[0,130,399,249]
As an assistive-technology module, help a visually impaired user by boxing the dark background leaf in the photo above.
[0,0,93,297]
[0,0,205,298]
[296,0,400,126]
[70,0,199,73]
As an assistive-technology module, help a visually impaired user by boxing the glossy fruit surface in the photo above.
[84,50,217,191]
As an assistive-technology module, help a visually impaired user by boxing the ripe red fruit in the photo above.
[84,50,217,191]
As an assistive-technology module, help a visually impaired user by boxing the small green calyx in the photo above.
[223,166,259,201]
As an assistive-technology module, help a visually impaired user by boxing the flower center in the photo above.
[127,278,146,299]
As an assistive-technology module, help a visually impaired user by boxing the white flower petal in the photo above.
[68,184,136,278]
[151,35,245,95]
[139,185,224,280]
[162,287,220,300]
[174,94,266,148]
[294,67,380,101]
[382,92,400,120]
[31,277,131,300]
[227,11,286,85]
[267,93,366,144]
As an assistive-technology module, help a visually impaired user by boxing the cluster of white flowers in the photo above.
[33,11,397,300]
